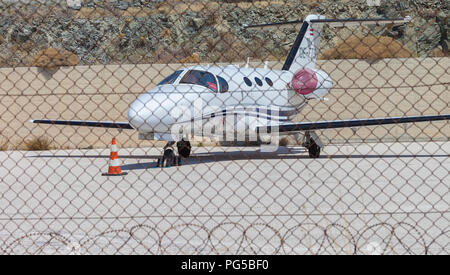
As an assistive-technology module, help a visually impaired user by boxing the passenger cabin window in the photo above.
[243,77,252,86]
[158,70,182,85]
[254,77,263,87]
[265,77,273,87]
[217,76,229,93]
[180,70,217,91]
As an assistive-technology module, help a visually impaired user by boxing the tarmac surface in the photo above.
[0,141,448,254]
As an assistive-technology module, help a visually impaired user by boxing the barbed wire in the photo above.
[2,221,447,255]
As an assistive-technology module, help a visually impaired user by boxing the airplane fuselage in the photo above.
[127,65,332,142]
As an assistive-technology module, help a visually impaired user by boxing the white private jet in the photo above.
[32,15,450,165]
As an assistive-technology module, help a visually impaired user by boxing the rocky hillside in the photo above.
[0,0,448,67]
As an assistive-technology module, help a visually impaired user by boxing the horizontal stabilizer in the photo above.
[257,114,450,134]
[31,119,133,129]
[243,16,411,30]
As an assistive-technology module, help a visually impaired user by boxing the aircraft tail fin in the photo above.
[283,14,324,71]
[244,15,411,72]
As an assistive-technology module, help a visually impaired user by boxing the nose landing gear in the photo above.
[156,139,191,167]
[157,141,177,167]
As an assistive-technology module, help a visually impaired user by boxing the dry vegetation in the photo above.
[320,35,414,61]
[31,48,79,69]
[179,53,200,64]
[21,136,54,151]
[221,0,285,8]
[0,139,8,151]
[431,47,447,57]
[73,7,146,19]
[0,137,55,151]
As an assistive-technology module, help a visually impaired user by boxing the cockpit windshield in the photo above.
[157,70,183,86]
[180,70,217,91]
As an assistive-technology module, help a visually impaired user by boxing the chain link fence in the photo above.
[0,0,449,254]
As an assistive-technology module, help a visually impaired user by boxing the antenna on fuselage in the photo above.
[245,57,250,68]
[264,61,268,69]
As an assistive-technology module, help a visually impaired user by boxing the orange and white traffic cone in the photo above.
[102,138,128,176]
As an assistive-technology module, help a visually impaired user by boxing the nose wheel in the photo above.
[177,139,191,158]
[307,140,321,158]
[156,141,179,168]
[156,139,191,167]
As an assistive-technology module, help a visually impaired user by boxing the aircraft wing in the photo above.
[257,114,450,134]
[31,119,134,129]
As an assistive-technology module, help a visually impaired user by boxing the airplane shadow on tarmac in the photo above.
[30,147,450,171]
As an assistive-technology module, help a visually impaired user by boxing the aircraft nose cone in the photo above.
[128,93,175,133]
[128,99,147,131]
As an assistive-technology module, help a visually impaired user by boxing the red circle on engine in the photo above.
[292,68,318,95]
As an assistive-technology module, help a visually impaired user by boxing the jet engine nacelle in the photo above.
[291,68,333,99]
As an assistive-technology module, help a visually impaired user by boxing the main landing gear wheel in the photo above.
[307,139,321,158]
[302,131,321,158]
[177,139,191,158]
[157,141,179,168]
